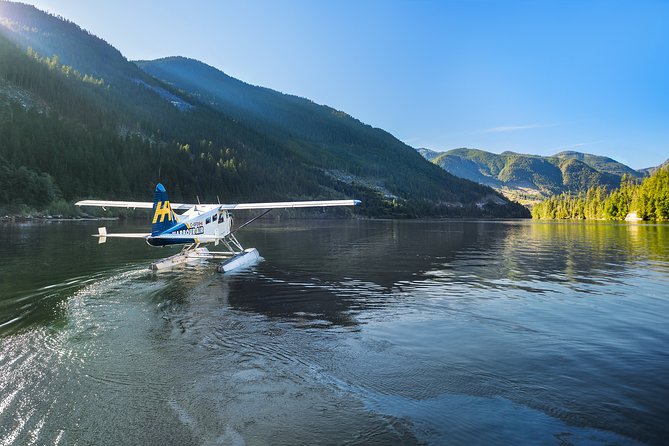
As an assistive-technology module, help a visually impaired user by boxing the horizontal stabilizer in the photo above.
[93,227,149,239]
[95,233,151,238]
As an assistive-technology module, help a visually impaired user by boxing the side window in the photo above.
[206,217,211,224]
[213,214,217,221]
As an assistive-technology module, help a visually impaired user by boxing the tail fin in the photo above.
[151,183,175,236]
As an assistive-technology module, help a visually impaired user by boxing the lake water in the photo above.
[0,219,668,445]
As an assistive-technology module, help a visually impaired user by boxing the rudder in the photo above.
[151,183,175,236]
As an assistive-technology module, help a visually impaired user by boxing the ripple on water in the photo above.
[0,266,191,445]
[0,327,72,445]
[2,220,669,445]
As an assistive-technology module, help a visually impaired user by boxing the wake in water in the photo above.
[0,267,169,445]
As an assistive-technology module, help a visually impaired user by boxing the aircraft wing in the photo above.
[219,199,361,210]
[75,200,193,210]
[76,199,360,211]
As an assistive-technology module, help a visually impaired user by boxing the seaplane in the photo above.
[76,183,360,272]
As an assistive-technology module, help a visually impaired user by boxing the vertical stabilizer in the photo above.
[151,183,175,236]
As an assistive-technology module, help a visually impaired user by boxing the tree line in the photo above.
[532,168,669,221]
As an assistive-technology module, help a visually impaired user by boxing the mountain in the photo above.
[416,148,440,162]
[420,148,637,205]
[552,151,643,179]
[0,1,529,218]
[639,158,669,176]
[135,57,527,216]
[0,1,129,81]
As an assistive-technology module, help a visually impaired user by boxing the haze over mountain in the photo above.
[418,148,652,205]
[0,1,528,218]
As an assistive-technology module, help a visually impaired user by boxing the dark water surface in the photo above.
[1,219,668,445]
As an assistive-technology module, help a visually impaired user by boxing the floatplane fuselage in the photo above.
[77,183,360,272]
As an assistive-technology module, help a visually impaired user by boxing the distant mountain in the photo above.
[553,151,643,179]
[639,158,669,176]
[416,148,440,162]
[420,148,638,205]
[0,2,529,217]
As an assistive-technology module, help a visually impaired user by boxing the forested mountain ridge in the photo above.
[0,2,529,217]
[418,147,646,206]
[134,56,514,214]
[552,151,643,179]
[0,1,188,110]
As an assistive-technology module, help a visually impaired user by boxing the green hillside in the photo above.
[422,148,631,205]
[532,167,669,221]
[553,151,643,179]
[0,2,529,218]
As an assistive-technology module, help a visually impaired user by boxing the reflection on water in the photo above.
[0,219,668,445]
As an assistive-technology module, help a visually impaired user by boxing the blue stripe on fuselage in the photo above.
[147,221,206,246]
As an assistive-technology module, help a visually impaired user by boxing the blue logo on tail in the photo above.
[151,183,174,236]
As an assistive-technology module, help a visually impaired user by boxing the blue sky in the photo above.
[22,0,669,168]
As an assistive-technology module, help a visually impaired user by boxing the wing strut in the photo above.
[231,209,273,234]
